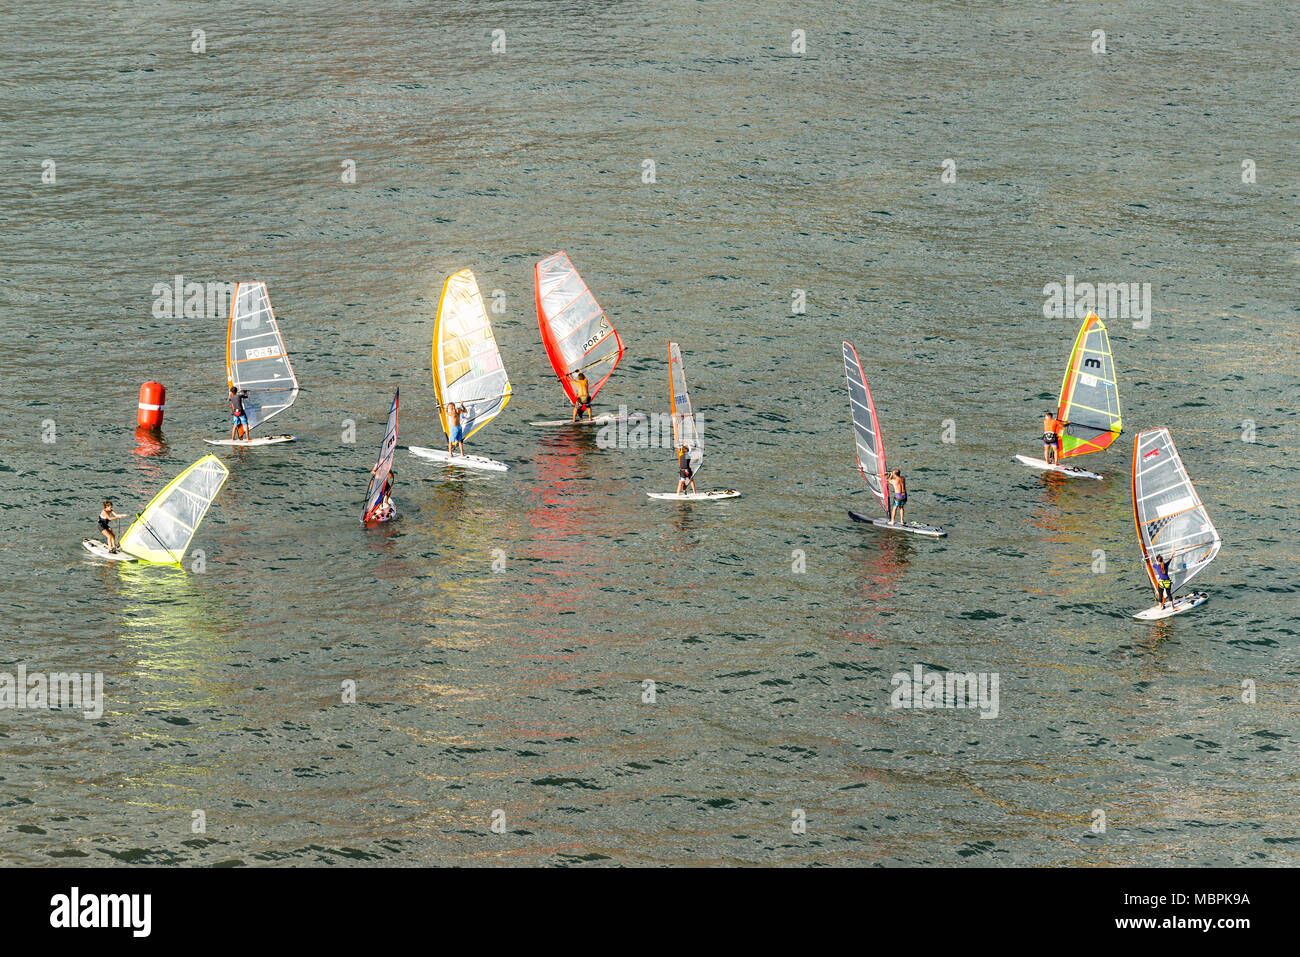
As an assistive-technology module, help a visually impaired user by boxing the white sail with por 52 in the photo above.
[206,282,300,446]
[646,341,739,501]
[410,269,512,472]
[530,251,642,428]
[1131,428,1221,619]
[82,455,230,563]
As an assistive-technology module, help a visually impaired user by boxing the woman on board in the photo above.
[1041,410,1062,464]
[97,500,124,552]
[229,385,251,440]
[570,371,593,423]
[887,470,907,525]
[1152,554,1174,610]
[676,446,697,495]
[446,401,468,456]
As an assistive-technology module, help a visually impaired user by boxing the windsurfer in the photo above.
[368,465,395,520]
[97,500,123,552]
[446,401,468,456]
[1042,410,1062,464]
[1152,554,1174,609]
[570,371,593,422]
[887,469,907,524]
[676,446,696,495]
[229,385,250,440]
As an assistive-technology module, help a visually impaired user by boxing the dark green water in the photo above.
[2,1,1296,865]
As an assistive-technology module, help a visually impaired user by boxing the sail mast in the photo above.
[842,342,888,516]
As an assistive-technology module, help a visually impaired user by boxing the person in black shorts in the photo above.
[570,371,593,423]
[98,499,123,552]
[676,445,696,495]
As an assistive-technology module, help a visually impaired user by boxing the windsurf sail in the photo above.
[842,341,888,514]
[1132,428,1221,597]
[1057,311,1121,458]
[667,341,703,476]
[227,282,299,433]
[119,454,229,563]
[433,269,511,441]
[534,251,625,404]
[362,389,399,522]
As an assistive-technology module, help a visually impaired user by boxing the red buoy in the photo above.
[137,381,165,429]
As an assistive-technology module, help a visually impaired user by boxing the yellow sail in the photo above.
[120,455,229,564]
[432,269,511,441]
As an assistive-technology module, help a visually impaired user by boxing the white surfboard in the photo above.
[529,413,646,428]
[409,446,509,472]
[647,489,741,501]
[848,510,947,537]
[82,539,137,561]
[1133,592,1209,620]
[1014,454,1103,480]
[205,434,296,447]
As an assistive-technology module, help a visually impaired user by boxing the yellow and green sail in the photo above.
[119,455,229,564]
[1056,312,1122,458]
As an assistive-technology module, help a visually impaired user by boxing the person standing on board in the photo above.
[570,371,593,423]
[446,401,468,457]
[229,385,251,441]
[1152,554,1174,609]
[1041,410,1062,464]
[887,469,907,525]
[676,446,697,495]
[98,500,124,552]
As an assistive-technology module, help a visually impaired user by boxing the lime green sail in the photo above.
[119,455,229,564]
[1057,312,1122,458]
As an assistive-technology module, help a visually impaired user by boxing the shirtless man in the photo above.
[446,401,468,456]
[229,385,251,441]
[98,500,124,552]
[570,371,593,423]
[1042,410,1062,465]
[887,469,907,525]
[676,445,697,495]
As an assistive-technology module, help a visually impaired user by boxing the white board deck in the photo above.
[1132,592,1209,620]
[205,435,296,447]
[82,539,137,562]
[529,413,646,428]
[1014,454,1103,480]
[848,510,948,537]
[647,489,741,501]
[362,508,399,525]
[408,446,509,472]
